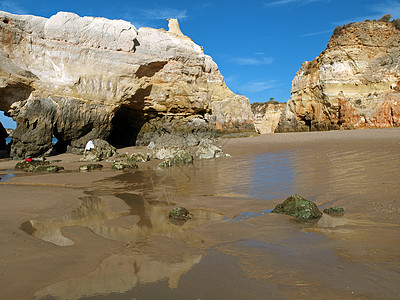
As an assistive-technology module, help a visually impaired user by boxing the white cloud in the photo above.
[242,80,280,93]
[123,7,187,29]
[230,56,275,66]
[301,29,333,37]
[140,8,187,20]
[372,0,400,18]
[0,0,27,14]
[224,74,240,84]
[263,0,326,7]
[334,1,400,25]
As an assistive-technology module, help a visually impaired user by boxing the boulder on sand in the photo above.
[272,194,322,221]
[80,139,117,162]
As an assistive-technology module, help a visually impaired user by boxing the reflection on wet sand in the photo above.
[21,193,224,246]
[166,151,296,201]
[20,176,223,299]
[34,238,202,299]
[9,130,400,299]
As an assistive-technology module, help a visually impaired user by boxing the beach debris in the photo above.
[80,139,117,162]
[272,194,322,221]
[84,140,95,151]
[128,153,151,163]
[111,161,138,170]
[79,164,103,172]
[195,139,226,159]
[323,206,345,216]
[169,207,192,220]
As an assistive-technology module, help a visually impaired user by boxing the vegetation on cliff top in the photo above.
[333,14,400,37]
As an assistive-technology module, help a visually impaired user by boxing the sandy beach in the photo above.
[0,128,399,299]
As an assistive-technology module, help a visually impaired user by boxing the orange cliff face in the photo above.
[276,20,400,132]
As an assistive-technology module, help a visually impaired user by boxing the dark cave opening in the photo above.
[304,118,311,130]
[0,121,8,158]
[52,134,68,154]
[0,111,14,158]
[108,106,147,148]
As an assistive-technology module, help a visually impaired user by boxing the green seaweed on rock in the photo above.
[169,207,193,221]
[323,206,345,215]
[272,194,322,221]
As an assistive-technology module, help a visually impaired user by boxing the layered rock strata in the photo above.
[276,20,400,132]
[0,11,254,159]
[251,101,285,134]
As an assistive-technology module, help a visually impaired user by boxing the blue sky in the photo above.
[1,0,399,129]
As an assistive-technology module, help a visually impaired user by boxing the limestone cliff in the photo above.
[251,101,285,134]
[0,11,254,159]
[276,20,400,132]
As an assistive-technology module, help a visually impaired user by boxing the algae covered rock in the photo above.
[169,207,192,220]
[79,164,103,172]
[15,159,64,173]
[172,150,193,165]
[128,153,150,163]
[323,206,344,215]
[157,149,193,168]
[195,139,225,159]
[111,161,138,170]
[272,195,322,221]
[15,160,50,170]
[159,159,174,169]
[80,139,117,162]
[28,165,64,173]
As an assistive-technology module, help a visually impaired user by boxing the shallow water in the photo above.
[13,134,400,299]
[0,172,15,182]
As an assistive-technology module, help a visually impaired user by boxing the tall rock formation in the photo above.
[251,101,285,134]
[276,20,400,132]
[0,11,254,159]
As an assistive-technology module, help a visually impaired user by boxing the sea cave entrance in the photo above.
[108,106,147,148]
[0,111,15,158]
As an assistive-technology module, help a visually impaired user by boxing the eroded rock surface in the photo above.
[252,101,285,134]
[0,11,254,159]
[276,20,400,132]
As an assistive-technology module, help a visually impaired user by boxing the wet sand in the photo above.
[0,128,399,299]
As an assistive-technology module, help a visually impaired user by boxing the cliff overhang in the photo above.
[0,11,254,159]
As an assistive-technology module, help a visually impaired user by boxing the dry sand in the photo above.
[0,128,399,299]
